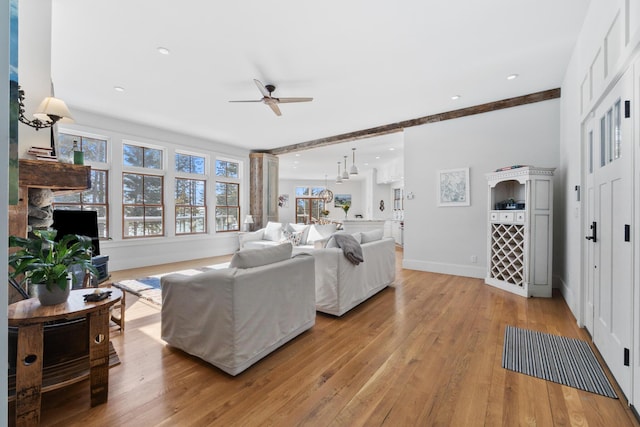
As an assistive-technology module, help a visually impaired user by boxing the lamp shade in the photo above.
[34,96,74,123]
[349,148,358,175]
[244,215,254,224]
[341,156,349,180]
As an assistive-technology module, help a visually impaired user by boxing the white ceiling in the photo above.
[50,1,589,180]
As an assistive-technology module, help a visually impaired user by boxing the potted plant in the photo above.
[8,229,98,305]
[341,202,351,219]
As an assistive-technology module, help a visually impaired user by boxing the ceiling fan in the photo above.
[229,79,313,116]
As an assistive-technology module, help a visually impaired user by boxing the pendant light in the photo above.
[341,156,350,180]
[349,147,359,175]
[319,174,334,203]
[336,161,343,184]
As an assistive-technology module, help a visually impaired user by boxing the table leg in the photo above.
[88,307,110,406]
[15,323,44,427]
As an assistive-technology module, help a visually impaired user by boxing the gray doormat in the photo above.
[502,325,617,398]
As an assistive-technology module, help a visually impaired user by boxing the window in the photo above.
[54,169,109,238]
[216,159,238,178]
[123,143,162,169]
[216,182,239,231]
[393,188,403,210]
[55,132,109,238]
[295,186,327,224]
[122,142,164,238]
[175,152,207,235]
[58,133,107,163]
[215,159,240,232]
[176,152,205,174]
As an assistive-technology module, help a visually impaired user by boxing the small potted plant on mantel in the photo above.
[8,229,98,306]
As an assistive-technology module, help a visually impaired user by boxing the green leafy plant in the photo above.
[341,202,351,214]
[8,229,98,291]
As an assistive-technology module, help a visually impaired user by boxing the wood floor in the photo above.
[12,249,640,426]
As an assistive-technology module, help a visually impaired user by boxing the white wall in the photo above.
[17,0,51,153]
[1,0,10,417]
[62,109,250,271]
[403,99,561,279]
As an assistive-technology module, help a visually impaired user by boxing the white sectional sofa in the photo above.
[239,222,396,316]
[160,243,315,376]
[238,221,337,254]
[313,231,396,316]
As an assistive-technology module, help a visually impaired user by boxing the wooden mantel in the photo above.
[9,159,91,239]
[18,159,91,190]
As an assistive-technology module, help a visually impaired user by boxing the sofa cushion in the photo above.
[307,223,337,244]
[361,229,384,243]
[263,221,284,242]
[230,242,293,268]
[286,223,310,245]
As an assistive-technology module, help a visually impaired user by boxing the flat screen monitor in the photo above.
[52,209,100,256]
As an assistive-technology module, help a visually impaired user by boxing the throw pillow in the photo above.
[306,223,337,243]
[263,221,284,242]
[360,229,384,243]
[286,223,310,245]
[229,242,293,269]
[281,229,303,246]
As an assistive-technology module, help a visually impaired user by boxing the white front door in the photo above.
[584,68,634,398]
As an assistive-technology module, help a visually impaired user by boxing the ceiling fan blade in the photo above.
[229,100,263,103]
[267,102,282,116]
[276,97,313,104]
[254,79,271,98]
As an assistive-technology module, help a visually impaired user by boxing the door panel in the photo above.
[585,68,633,398]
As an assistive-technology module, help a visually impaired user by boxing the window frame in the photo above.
[122,141,166,239]
[175,151,208,235]
[214,158,241,232]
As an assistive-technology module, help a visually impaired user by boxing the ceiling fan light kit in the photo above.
[229,79,313,116]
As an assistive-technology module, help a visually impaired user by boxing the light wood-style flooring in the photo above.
[12,249,640,426]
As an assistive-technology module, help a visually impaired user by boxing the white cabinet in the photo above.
[485,167,554,298]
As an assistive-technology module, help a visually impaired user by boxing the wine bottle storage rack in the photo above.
[489,223,524,286]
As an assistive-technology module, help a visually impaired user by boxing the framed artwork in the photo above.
[334,194,351,207]
[438,168,470,207]
[278,194,289,208]
[9,0,19,205]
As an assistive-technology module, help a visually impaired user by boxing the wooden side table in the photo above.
[8,288,122,427]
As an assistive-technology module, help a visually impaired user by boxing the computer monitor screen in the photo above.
[52,209,100,256]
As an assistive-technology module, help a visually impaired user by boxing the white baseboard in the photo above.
[402,258,486,279]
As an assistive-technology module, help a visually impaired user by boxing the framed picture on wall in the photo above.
[334,194,351,207]
[437,168,470,207]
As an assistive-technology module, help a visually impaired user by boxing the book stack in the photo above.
[28,146,58,162]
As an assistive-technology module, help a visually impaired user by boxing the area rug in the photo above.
[502,325,617,398]
[113,262,230,307]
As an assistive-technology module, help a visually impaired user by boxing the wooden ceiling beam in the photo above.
[264,88,560,156]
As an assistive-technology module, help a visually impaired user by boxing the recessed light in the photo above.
[389,148,395,151]
[451,95,461,100]
[375,156,380,159]
[157,47,170,55]
[507,74,519,80]
[114,86,125,92]
[295,154,300,157]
